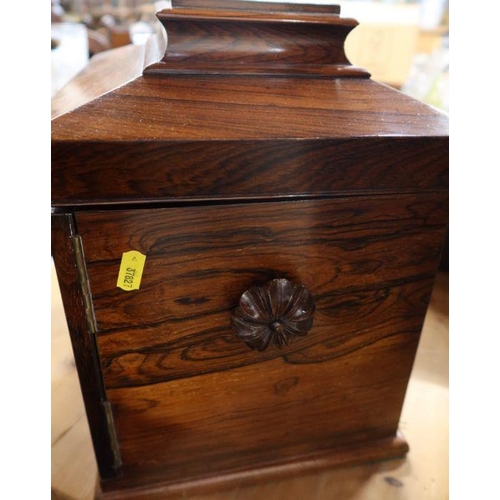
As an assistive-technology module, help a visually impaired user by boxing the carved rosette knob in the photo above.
[231,278,315,352]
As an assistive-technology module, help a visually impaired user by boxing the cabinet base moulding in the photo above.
[97,432,409,499]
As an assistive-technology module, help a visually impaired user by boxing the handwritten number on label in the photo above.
[122,267,136,288]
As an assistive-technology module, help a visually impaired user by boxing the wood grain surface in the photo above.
[51,44,146,120]
[51,31,448,208]
[69,193,448,494]
[52,135,448,207]
[171,1,341,15]
[51,73,448,207]
[76,194,447,384]
[51,266,449,500]
[51,76,448,142]
[51,1,448,208]
[51,6,449,497]
[146,6,368,77]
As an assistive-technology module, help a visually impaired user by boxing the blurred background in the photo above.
[51,0,449,109]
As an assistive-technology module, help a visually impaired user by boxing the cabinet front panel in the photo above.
[75,194,447,487]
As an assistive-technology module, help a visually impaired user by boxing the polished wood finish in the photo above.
[63,193,448,496]
[51,3,448,498]
[51,82,447,206]
[97,435,409,499]
[51,43,146,120]
[75,194,446,389]
[146,5,368,77]
[50,76,447,141]
[52,266,449,500]
[172,1,341,14]
[51,12,447,208]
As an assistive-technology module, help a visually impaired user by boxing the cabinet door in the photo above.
[75,194,447,491]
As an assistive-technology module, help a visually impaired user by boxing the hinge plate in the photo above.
[72,235,98,335]
[71,231,122,471]
[103,401,123,470]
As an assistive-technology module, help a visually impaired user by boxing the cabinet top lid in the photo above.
[51,1,448,207]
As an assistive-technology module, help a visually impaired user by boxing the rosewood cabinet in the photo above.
[51,2,448,498]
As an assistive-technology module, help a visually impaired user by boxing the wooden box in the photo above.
[51,2,448,498]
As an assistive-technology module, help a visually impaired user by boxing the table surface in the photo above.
[51,262,449,500]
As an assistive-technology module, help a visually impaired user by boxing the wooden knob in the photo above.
[231,278,315,352]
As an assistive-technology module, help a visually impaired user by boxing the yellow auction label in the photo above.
[116,251,146,291]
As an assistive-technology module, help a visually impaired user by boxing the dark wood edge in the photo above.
[97,432,408,499]
[51,137,449,208]
[144,63,370,78]
[158,8,348,24]
[171,1,341,15]
[51,213,121,479]
[50,189,447,212]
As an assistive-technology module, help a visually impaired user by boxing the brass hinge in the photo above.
[103,401,123,470]
[71,232,122,470]
[72,235,98,335]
